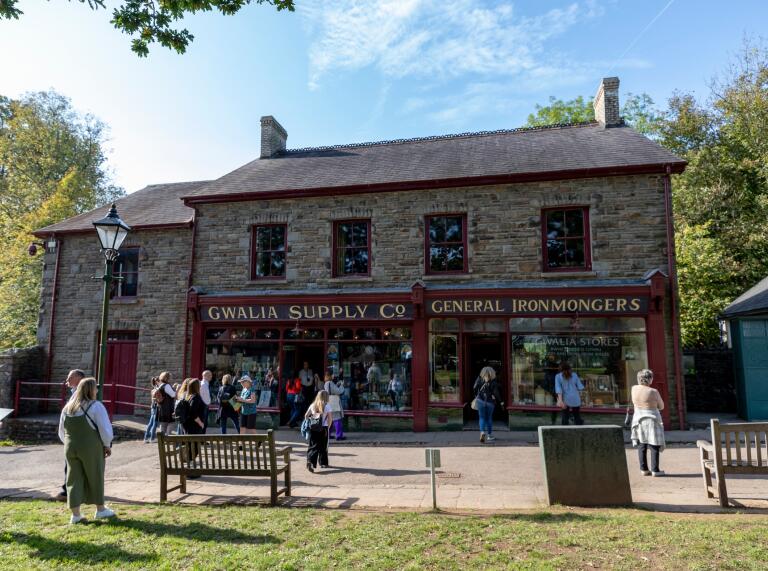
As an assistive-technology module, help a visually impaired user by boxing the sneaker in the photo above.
[69,514,86,525]
[651,470,666,477]
[479,432,486,443]
[306,462,314,473]
[94,507,116,519]
[640,470,651,476]
[486,435,496,442]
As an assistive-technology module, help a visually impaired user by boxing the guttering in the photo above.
[45,237,62,385]
[182,162,687,205]
[664,166,686,429]
[182,209,198,378]
[31,220,194,240]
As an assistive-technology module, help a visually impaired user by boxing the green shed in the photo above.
[722,276,768,421]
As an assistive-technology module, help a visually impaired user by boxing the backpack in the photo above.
[173,397,190,424]
[157,384,175,422]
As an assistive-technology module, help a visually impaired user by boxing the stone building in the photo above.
[34,77,687,431]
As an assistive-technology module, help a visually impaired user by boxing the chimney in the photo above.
[260,116,288,158]
[593,77,621,127]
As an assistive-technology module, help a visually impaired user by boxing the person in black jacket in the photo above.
[182,378,207,470]
[473,366,503,443]
[216,374,240,434]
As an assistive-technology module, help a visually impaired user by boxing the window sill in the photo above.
[246,278,287,284]
[109,297,140,305]
[421,273,472,281]
[328,276,373,283]
[540,271,597,279]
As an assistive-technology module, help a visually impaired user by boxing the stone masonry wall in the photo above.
[36,229,192,412]
[193,174,669,289]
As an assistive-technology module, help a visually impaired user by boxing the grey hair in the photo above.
[637,369,654,385]
[480,366,496,382]
[68,369,85,379]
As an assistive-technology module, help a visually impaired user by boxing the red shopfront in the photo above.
[187,274,673,432]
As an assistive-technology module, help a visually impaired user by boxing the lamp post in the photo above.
[92,204,131,402]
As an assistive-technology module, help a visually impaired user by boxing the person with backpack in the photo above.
[154,371,176,436]
[177,378,206,471]
[473,366,503,443]
[143,377,160,443]
[304,390,333,472]
[216,374,240,434]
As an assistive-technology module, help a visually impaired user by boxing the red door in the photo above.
[103,332,139,415]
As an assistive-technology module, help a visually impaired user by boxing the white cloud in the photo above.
[302,0,600,89]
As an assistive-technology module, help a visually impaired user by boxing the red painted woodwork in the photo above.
[646,309,671,429]
[411,313,428,431]
[540,206,592,272]
[103,337,139,415]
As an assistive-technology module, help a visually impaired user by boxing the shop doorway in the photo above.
[102,331,139,415]
[463,333,508,427]
[280,343,325,424]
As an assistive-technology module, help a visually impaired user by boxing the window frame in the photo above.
[332,218,372,278]
[111,246,140,299]
[250,223,288,281]
[424,213,468,275]
[541,206,592,272]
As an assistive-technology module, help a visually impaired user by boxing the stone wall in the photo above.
[0,346,45,414]
[192,174,669,290]
[36,229,192,411]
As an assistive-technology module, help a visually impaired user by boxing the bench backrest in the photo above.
[158,430,279,473]
[711,419,768,470]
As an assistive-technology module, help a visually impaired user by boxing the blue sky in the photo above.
[1,0,766,193]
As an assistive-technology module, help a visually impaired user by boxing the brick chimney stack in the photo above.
[260,116,288,158]
[593,77,621,127]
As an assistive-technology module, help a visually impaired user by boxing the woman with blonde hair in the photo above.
[304,389,333,472]
[58,377,115,524]
[473,366,503,443]
[631,369,666,476]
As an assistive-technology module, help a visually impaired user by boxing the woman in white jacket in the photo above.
[324,372,346,441]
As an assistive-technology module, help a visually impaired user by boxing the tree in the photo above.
[0,0,295,57]
[525,92,662,135]
[0,91,124,349]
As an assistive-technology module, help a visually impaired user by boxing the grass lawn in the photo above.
[1,501,767,570]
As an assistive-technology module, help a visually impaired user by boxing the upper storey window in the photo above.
[111,247,139,298]
[251,224,287,279]
[542,207,591,271]
[426,214,467,274]
[333,220,371,277]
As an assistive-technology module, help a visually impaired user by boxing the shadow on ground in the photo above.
[3,532,157,565]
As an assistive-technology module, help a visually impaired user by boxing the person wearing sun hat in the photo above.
[235,375,258,434]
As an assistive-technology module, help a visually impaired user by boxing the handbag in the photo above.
[470,398,479,410]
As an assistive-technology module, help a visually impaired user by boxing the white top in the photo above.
[199,379,211,405]
[161,383,176,398]
[58,400,114,448]
[307,403,333,427]
[299,368,314,387]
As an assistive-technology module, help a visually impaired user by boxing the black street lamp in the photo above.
[92,204,131,402]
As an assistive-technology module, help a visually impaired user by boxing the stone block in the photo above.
[538,425,632,506]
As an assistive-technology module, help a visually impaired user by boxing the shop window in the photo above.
[206,329,227,340]
[510,321,647,408]
[255,329,280,340]
[330,328,353,340]
[333,220,370,277]
[430,334,460,403]
[384,327,412,340]
[332,341,412,412]
[111,247,139,298]
[205,341,279,408]
[251,224,287,279]
[426,214,467,274]
[429,318,460,333]
[542,207,591,271]
[229,329,254,340]
[356,328,382,341]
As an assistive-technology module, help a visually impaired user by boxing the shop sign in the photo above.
[201,302,413,322]
[427,295,648,316]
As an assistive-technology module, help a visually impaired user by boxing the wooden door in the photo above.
[103,332,139,415]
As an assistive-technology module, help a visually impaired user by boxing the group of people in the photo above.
[286,362,346,442]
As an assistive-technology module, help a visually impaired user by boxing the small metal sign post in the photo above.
[425,448,441,511]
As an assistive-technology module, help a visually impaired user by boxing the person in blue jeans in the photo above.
[473,366,503,443]
[555,362,585,425]
[143,376,160,443]
[216,374,240,434]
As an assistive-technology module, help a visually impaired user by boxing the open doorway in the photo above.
[463,333,508,428]
[280,343,325,424]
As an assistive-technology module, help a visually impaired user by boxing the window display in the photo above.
[510,318,647,408]
[204,337,280,408]
[429,319,461,402]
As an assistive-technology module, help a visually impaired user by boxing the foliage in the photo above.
[1,501,767,569]
[0,91,124,349]
[0,0,295,57]
[525,92,662,135]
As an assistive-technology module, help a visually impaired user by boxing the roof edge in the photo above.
[182,162,687,205]
[33,220,193,239]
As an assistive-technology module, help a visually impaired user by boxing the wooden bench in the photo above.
[157,430,292,505]
[697,419,768,507]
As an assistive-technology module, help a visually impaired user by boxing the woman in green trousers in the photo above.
[57,377,116,524]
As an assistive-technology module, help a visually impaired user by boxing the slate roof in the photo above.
[181,122,686,202]
[33,180,210,236]
[722,276,768,318]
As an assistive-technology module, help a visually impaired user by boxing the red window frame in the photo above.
[250,224,288,280]
[332,219,372,277]
[541,206,592,272]
[111,246,140,299]
[424,213,468,275]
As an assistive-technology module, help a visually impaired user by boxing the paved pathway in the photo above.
[4,430,767,513]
